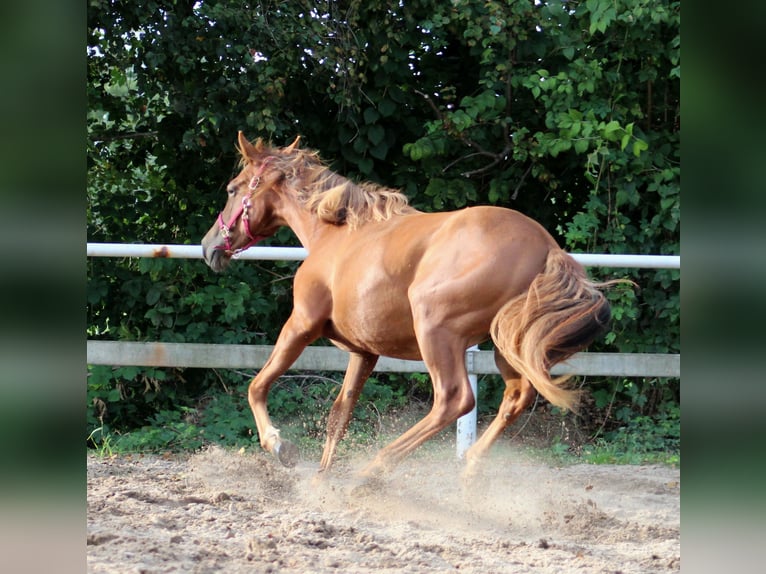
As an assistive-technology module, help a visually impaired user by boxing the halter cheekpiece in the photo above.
[216,160,271,254]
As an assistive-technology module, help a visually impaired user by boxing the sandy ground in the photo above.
[87,443,679,573]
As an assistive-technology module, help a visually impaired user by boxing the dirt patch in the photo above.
[87,443,679,573]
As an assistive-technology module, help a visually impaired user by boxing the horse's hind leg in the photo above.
[463,348,535,480]
[360,327,475,478]
[318,351,378,475]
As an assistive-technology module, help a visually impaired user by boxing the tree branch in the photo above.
[414,89,514,178]
[511,162,534,200]
[91,131,159,143]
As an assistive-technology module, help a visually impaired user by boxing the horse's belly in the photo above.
[328,299,422,360]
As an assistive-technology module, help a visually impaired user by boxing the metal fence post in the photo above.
[456,345,480,459]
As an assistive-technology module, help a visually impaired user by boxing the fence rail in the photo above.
[86,242,681,269]
[86,341,680,378]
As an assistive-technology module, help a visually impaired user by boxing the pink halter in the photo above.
[216,160,271,254]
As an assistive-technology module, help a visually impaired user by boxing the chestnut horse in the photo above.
[202,132,613,478]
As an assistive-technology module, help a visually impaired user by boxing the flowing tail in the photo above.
[490,249,616,412]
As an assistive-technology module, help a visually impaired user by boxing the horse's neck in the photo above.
[278,197,328,249]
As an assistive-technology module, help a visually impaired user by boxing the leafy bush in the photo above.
[87,372,412,455]
[583,404,680,464]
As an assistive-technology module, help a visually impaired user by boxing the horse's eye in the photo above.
[226,185,235,196]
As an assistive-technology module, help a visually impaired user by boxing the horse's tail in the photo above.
[490,248,615,412]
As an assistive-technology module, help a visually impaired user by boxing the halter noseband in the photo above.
[216,160,271,254]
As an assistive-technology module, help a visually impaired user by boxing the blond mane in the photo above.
[253,144,415,229]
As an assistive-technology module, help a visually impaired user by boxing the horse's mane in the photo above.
[256,144,416,229]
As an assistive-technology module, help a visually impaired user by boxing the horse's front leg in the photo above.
[248,311,322,467]
[318,351,378,475]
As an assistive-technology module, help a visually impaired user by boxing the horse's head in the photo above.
[201,131,300,272]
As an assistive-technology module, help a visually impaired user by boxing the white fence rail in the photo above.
[87,242,681,269]
[86,243,680,456]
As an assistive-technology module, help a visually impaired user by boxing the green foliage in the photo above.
[113,408,206,452]
[476,374,505,416]
[265,373,409,441]
[582,403,680,464]
[87,373,411,455]
[534,401,679,466]
[87,0,679,455]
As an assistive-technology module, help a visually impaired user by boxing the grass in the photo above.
[543,439,680,466]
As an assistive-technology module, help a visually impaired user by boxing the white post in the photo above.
[456,345,479,459]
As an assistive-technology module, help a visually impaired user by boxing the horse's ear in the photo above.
[283,135,301,154]
[237,131,261,160]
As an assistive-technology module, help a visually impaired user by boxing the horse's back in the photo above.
[354,205,555,265]
[402,206,556,287]
[423,205,557,254]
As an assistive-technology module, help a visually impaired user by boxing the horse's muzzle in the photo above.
[209,250,227,273]
[201,239,231,273]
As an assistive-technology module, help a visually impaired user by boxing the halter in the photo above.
[216,160,271,254]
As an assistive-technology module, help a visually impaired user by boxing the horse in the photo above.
[202,132,615,479]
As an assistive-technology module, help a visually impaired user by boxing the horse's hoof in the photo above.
[350,475,385,498]
[273,439,299,468]
[311,471,328,488]
[461,458,480,482]
[460,468,479,493]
